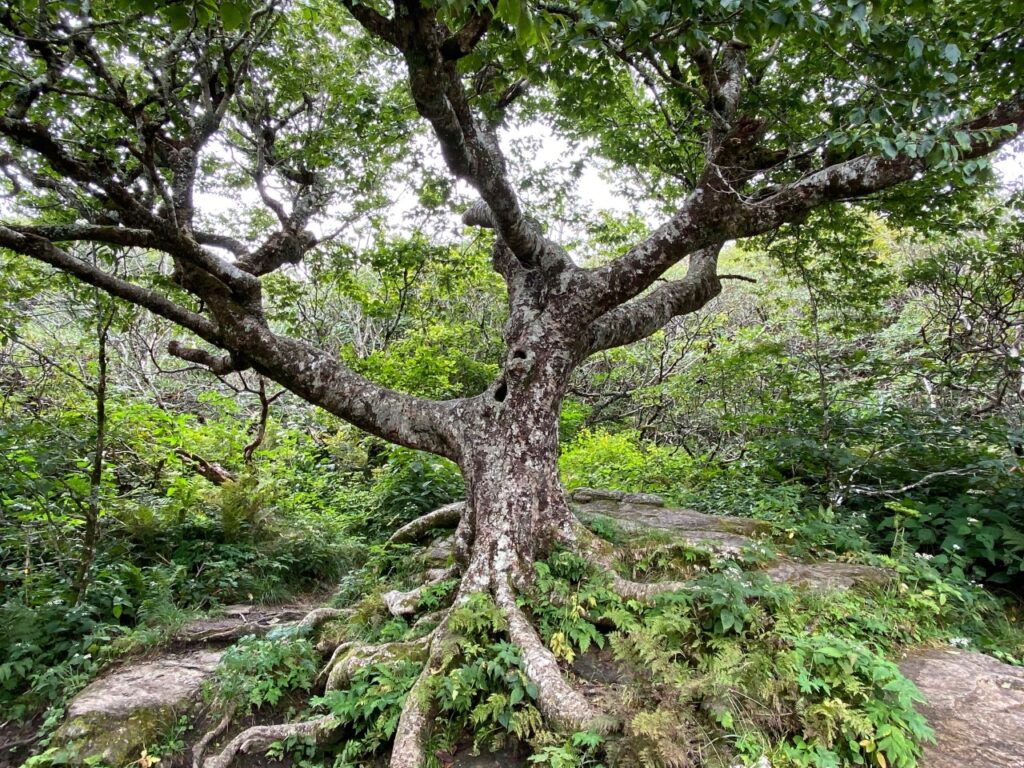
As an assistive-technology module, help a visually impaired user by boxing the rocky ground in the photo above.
[24,490,1024,768]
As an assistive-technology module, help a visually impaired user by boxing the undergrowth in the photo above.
[283,532,1023,768]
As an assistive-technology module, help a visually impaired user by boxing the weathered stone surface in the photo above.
[423,533,456,565]
[571,487,666,507]
[177,603,311,643]
[569,488,770,541]
[763,560,892,591]
[899,648,1024,768]
[54,650,222,766]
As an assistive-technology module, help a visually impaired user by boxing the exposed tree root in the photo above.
[297,606,351,632]
[389,502,465,544]
[568,520,695,602]
[176,606,318,645]
[325,638,432,691]
[178,622,278,644]
[605,572,695,602]
[382,565,458,617]
[411,609,446,632]
[202,504,703,768]
[316,640,355,686]
[192,703,236,768]
[203,715,338,768]
[389,651,440,768]
[494,581,610,732]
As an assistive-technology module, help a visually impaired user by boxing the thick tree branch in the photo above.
[440,9,494,61]
[339,0,398,45]
[6,223,160,249]
[194,231,250,257]
[0,226,220,343]
[344,0,549,269]
[586,92,1024,315]
[167,340,247,375]
[586,245,723,354]
[208,315,463,458]
[0,226,461,457]
[0,111,261,302]
[236,230,317,276]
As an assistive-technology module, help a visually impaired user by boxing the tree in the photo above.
[0,0,1021,764]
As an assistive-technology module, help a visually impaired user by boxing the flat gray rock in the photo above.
[423,533,456,565]
[571,487,666,507]
[55,650,222,765]
[763,560,892,591]
[569,488,770,541]
[899,648,1024,768]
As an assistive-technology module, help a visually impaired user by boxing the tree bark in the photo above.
[73,302,111,602]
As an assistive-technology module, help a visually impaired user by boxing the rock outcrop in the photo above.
[899,647,1024,768]
[50,601,319,766]
[568,487,891,591]
[54,650,223,766]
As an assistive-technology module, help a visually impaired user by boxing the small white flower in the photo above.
[952,544,962,551]
[967,517,980,524]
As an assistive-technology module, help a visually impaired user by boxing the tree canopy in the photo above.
[0,0,1021,453]
[1,2,1023,767]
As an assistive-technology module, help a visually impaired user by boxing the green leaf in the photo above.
[165,5,191,30]
[221,2,249,30]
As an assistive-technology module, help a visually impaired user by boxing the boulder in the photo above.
[763,560,892,591]
[899,648,1024,768]
[569,489,770,541]
[53,650,222,766]
[423,533,456,565]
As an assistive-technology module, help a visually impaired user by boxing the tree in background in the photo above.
[0,1,1021,763]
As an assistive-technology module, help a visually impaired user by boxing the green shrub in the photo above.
[210,634,319,712]
[559,429,692,495]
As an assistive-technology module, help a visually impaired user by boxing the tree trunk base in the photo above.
[204,507,693,768]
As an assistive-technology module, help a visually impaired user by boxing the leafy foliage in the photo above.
[312,660,423,764]
[210,633,319,712]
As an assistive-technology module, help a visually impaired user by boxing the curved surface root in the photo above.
[389,502,465,545]
[569,521,694,601]
[325,638,431,691]
[388,654,439,768]
[192,702,236,768]
[203,715,338,768]
[495,582,607,732]
[297,606,351,633]
[382,565,458,617]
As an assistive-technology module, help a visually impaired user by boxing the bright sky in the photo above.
[194,132,1024,249]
